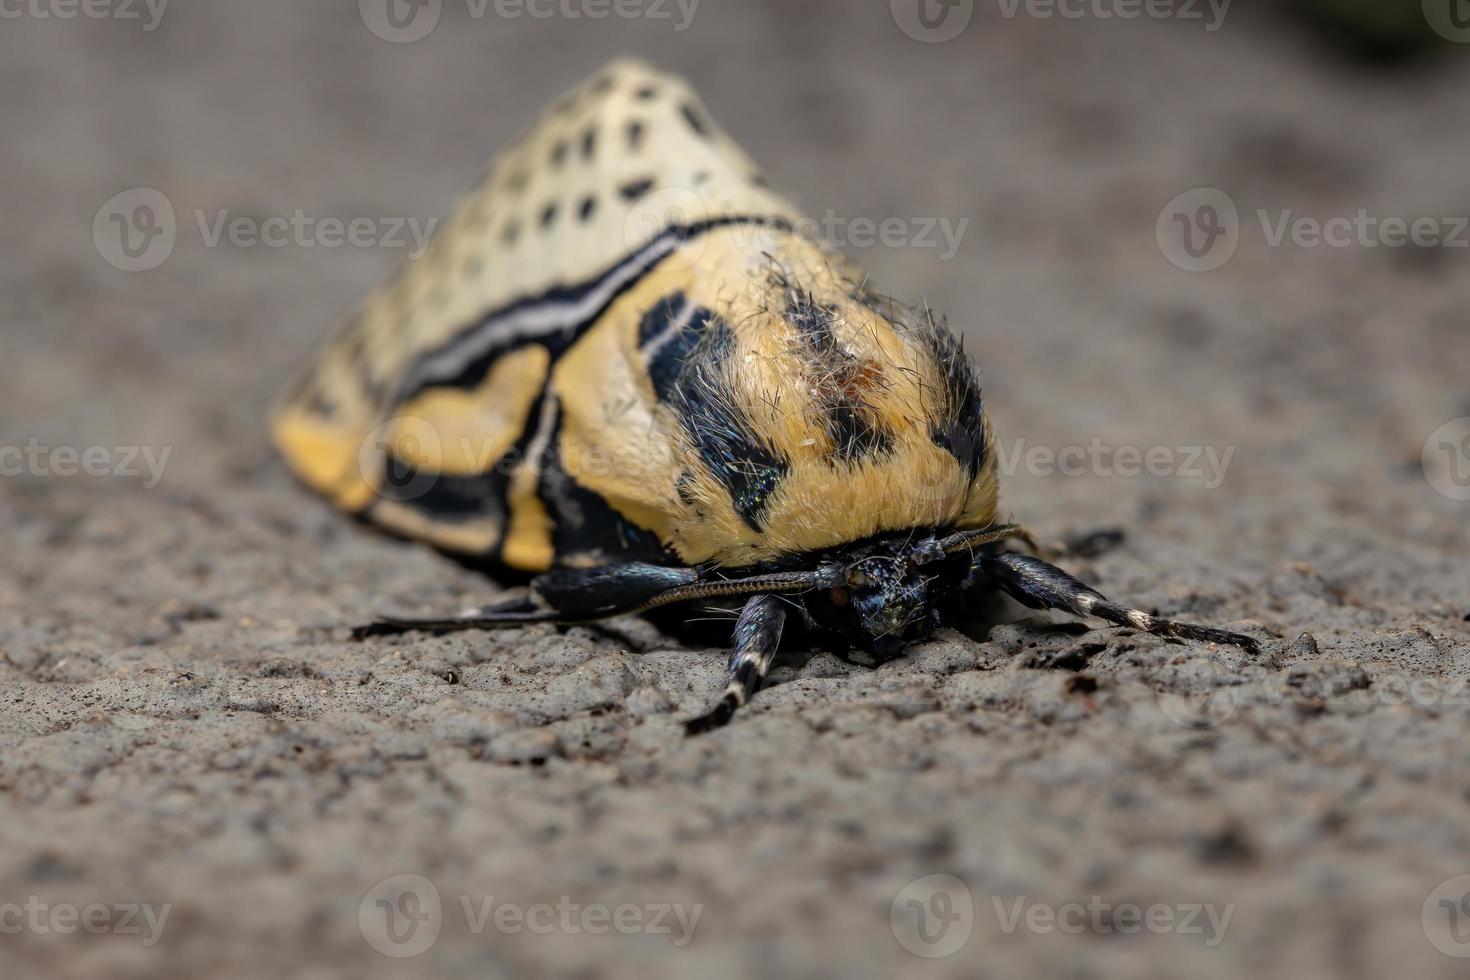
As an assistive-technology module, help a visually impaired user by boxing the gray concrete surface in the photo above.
[3,1,1470,977]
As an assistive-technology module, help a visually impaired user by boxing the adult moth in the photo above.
[274,59,1259,732]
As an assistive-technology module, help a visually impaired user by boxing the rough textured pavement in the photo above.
[3,2,1470,977]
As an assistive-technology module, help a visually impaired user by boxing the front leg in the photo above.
[349,562,816,640]
[684,594,788,735]
[977,551,1261,654]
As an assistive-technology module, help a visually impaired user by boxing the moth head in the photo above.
[807,536,952,662]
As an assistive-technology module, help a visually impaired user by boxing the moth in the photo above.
[273,58,1260,732]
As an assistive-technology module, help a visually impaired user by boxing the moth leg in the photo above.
[684,594,788,735]
[976,551,1261,655]
[349,562,813,642]
[350,594,553,639]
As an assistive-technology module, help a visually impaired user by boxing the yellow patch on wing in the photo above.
[271,405,376,513]
[387,345,549,476]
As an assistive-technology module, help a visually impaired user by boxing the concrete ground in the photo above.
[3,1,1470,977]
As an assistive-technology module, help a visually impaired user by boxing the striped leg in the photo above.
[684,594,788,735]
[978,552,1260,655]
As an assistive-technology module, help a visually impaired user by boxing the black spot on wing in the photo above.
[625,120,645,151]
[619,177,654,202]
[680,103,711,139]
[654,311,786,532]
[785,290,892,461]
[580,125,597,161]
[922,323,988,478]
[578,195,597,222]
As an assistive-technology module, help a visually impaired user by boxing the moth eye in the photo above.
[829,587,850,607]
[909,540,945,569]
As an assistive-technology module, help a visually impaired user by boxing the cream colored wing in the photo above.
[272,57,798,525]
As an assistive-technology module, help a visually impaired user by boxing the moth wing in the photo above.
[272,58,799,560]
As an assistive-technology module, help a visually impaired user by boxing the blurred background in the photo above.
[3,2,1470,978]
